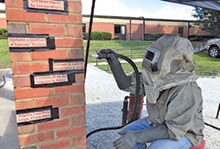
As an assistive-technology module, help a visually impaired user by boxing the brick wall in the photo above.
[5,0,86,149]
[0,17,7,28]
[86,22,115,38]
[126,24,142,40]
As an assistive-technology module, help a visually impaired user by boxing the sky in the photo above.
[0,0,196,20]
[82,0,196,20]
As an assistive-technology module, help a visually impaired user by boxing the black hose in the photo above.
[204,122,220,131]
[86,53,140,138]
[116,54,140,122]
[84,0,96,79]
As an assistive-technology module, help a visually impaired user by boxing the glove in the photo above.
[98,49,119,65]
[113,123,170,149]
[97,49,131,90]
[113,130,137,149]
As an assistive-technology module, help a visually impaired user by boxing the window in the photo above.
[178,27,184,36]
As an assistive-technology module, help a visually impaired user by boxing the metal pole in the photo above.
[129,19,132,40]
[216,103,220,119]
[143,18,145,40]
[84,0,96,79]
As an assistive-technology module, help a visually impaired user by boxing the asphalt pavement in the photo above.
[0,66,219,149]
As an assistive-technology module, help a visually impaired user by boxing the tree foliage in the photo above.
[192,7,220,37]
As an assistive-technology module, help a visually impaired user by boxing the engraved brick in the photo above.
[27,0,65,11]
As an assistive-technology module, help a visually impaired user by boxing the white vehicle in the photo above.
[207,38,220,58]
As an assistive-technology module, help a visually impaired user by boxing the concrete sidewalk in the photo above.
[1,66,219,149]
[0,70,19,149]
[85,64,220,149]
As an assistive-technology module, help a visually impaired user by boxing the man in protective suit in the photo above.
[98,34,204,149]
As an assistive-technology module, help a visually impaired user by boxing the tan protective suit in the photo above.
[124,34,204,146]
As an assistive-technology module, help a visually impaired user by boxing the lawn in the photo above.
[0,39,219,76]
[84,40,220,77]
[0,39,11,69]
[83,40,153,63]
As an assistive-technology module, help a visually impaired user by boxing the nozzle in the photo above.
[90,53,111,59]
[90,54,99,58]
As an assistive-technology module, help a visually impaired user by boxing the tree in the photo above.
[192,7,220,37]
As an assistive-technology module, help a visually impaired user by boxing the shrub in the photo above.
[85,31,112,40]
[188,34,218,41]
[0,28,8,40]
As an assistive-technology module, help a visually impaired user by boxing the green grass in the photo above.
[83,40,153,49]
[97,51,220,77]
[194,52,220,76]
[0,39,219,77]
[84,40,153,63]
[0,39,11,69]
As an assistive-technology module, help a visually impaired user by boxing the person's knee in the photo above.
[148,138,192,149]
[148,141,172,149]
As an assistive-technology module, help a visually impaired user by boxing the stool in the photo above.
[190,140,205,149]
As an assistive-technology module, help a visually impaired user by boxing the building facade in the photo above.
[0,12,206,40]
[82,15,206,40]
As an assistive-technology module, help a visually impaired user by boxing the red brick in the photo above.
[5,0,23,8]
[56,125,86,138]
[54,84,84,95]
[59,105,85,117]
[10,52,32,62]
[32,62,49,72]
[68,1,82,13]
[73,146,86,149]
[32,50,67,60]
[11,62,49,75]
[49,13,82,24]
[17,124,36,135]
[13,75,31,87]
[40,139,71,149]
[55,38,83,48]
[6,9,45,22]
[16,100,34,110]
[19,131,54,146]
[30,24,65,36]
[11,63,32,74]
[71,94,85,105]
[68,49,84,59]
[75,73,84,82]
[38,118,70,132]
[72,115,86,126]
[67,25,82,37]
[14,88,51,100]
[35,96,69,107]
[73,136,86,146]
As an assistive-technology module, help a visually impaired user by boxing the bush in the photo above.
[85,31,112,40]
[144,33,163,41]
[0,28,7,40]
[188,34,218,41]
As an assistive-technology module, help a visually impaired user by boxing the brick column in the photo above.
[5,0,86,149]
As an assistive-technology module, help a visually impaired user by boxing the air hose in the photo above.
[86,53,140,138]
[83,0,141,138]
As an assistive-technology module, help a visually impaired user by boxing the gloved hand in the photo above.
[113,123,170,149]
[98,49,119,65]
[113,130,138,149]
[97,49,131,90]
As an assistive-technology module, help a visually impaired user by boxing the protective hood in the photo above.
[142,34,197,104]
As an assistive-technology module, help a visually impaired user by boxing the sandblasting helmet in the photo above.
[142,34,197,103]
